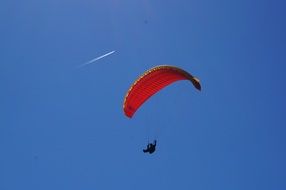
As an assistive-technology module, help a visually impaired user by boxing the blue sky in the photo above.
[1,0,286,189]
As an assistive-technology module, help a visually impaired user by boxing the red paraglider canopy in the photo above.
[123,65,201,118]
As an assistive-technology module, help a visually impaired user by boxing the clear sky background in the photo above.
[1,0,286,189]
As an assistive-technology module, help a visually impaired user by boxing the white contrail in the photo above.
[78,50,115,68]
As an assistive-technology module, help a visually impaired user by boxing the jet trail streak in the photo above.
[78,50,115,68]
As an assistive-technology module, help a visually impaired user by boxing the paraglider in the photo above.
[123,65,201,118]
[143,140,157,154]
[123,65,201,154]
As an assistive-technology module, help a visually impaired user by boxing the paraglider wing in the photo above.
[123,65,201,118]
